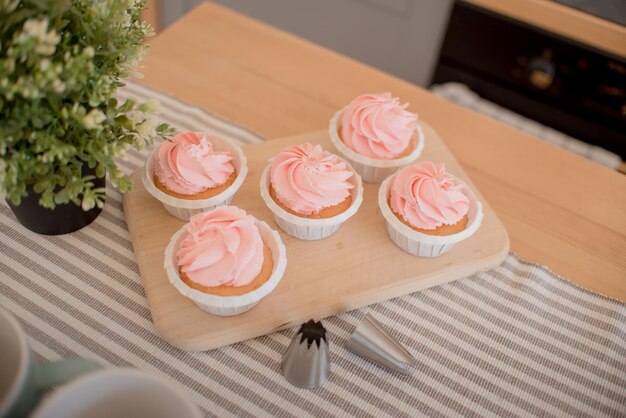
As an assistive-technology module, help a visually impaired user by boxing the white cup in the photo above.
[31,369,203,418]
[0,306,100,418]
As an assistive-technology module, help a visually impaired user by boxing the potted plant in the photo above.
[0,0,170,234]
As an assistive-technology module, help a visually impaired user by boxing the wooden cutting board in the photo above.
[123,125,509,351]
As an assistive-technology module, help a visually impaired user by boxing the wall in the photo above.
[159,0,454,86]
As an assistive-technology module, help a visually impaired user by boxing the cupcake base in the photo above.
[338,128,414,159]
[378,173,483,257]
[179,244,274,296]
[391,206,469,236]
[269,184,352,219]
[143,136,248,221]
[259,163,363,240]
[154,171,237,200]
[329,108,425,183]
[165,217,287,316]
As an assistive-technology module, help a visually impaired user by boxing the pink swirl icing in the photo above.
[176,206,264,287]
[389,162,469,230]
[154,132,234,195]
[341,92,417,160]
[270,143,354,215]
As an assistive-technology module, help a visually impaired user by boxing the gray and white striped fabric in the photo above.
[1,80,625,418]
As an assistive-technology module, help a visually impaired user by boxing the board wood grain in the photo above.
[123,125,509,351]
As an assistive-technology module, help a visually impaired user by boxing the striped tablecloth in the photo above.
[1,81,625,418]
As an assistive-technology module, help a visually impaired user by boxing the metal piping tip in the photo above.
[345,313,416,375]
[281,320,330,389]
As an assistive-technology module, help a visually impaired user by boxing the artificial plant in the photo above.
[0,0,170,210]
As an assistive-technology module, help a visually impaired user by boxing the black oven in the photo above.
[432,1,626,160]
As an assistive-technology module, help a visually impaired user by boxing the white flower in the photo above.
[139,98,160,114]
[136,117,158,137]
[20,18,48,39]
[126,110,144,125]
[17,18,61,56]
[51,79,66,93]
[120,12,132,28]
[20,83,39,99]
[35,31,61,55]
[39,59,50,71]
[82,109,106,130]
[1,0,19,13]
[84,46,95,58]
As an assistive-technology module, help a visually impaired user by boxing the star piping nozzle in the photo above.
[282,319,331,389]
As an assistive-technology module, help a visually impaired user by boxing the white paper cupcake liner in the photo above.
[142,136,248,221]
[259,160,363,240]
[329,108,425,183]
[378,172,484,257]
[164,216,287,316]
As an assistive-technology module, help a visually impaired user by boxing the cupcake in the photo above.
[164,206,287,316]
[260,143,363,240]
[143,132,247,221]
[378,161,483,257]
[329,93,425,183]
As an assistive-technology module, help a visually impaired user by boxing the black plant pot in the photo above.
[6,169,106,235]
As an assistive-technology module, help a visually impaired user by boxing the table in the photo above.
[2,7,624,412]
[138,3,626,300]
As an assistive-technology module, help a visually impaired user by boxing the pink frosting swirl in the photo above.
[270,143,354,215]
[154,132,234,195]
[176,206,264,287]
[389,162,469,230]
[341,92,417,160]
